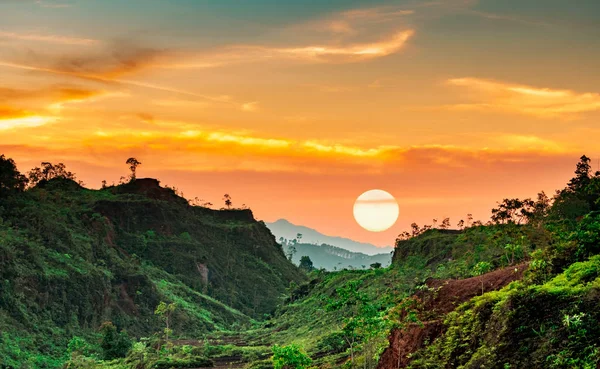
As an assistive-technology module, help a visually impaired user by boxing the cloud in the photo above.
[173,30,415,67]
[0,130,577,177]
[0,107,31,119]
[241,102,259,112]
[6,110,569,174]
[35,0,71,8]
[0,57,237,106]
[48,42,166,78]
[317,5,414,35]
[0,85,101,102]
[446,77,600,118]
[276,30,414,62]
[0,107,56,130]
[464,10,552,27]
[0,30,97,45]
[341,7,415,21]
[0,115,56,130]
[303,141,385,158]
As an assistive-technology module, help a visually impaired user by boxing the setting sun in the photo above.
[353,189,399,232]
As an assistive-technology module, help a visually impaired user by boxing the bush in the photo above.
[100,322,132,360]
[272,344,312,369]
[316,331,349,354]
[152,356,213,369]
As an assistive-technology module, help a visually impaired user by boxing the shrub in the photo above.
[99,322,132,360]
[316,331,349,354]
[272,344,312,369]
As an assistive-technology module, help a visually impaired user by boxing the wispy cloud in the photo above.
[0,30,96,45]
[0,115,56,130]
[446,77,600,118]
[0,85,101,102]
[241,102,259,112]
[318,5,415,35]
[4,128,572,175]
[0,59,239,107]
[275,30,414,62]
[465,10,552,27]
[35,0,71,8]
[172,30,414,68]
[0,107,56,130]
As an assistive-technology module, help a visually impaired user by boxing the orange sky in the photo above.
[1,0,599,246]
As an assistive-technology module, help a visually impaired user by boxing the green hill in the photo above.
[0,160,305,367]
[3,155,600,369]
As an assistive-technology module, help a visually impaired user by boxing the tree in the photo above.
[27,162,76,187]
[0,155,27,197]
[223,193,232,209]
[99,322,131,360]
[411,223,421,237]
[299,256,314,272]
[440,218,451,230]
[272,344,312,369]
[125,157,141,180]
[396,231,411,241]
[370,262,382,269]
[154,301,177,343]
[457,219,465,230]
[326,280,385,365]
[296,233,303,243]
[472,261,492,294]
[286,245,297,261]
[466,213,474,227]
[491,198,535,224]
[567,155,592,192]
[531,191,552,222]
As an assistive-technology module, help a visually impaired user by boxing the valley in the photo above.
[1,155,600,369]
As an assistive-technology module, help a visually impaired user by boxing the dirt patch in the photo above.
[377,264,527,369]
[116,178,188,205]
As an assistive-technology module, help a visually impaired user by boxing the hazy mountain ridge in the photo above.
[290,242,392,270]
[266,218,393,255]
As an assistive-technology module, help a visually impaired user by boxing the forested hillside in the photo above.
[0,156,305,368]
[3,155,600,369]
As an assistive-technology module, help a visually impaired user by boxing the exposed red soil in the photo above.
[377,263,527,369]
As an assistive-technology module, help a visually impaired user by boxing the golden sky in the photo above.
[1,0,600,246]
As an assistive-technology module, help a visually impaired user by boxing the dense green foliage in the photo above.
[0,160,304,368]
[272,344,313,369]
[3,154,600,369]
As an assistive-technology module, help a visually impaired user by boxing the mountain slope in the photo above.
[290,242,392,270]
[0,177,305,367]
[266,219,393,255]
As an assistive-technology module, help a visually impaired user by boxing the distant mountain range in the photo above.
[289,243,392,271]
[266,219,394,255]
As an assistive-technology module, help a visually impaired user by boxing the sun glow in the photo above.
[353,190,399,232]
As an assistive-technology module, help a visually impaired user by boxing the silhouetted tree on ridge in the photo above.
[126,157,142,180]
[0,154,27,197]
